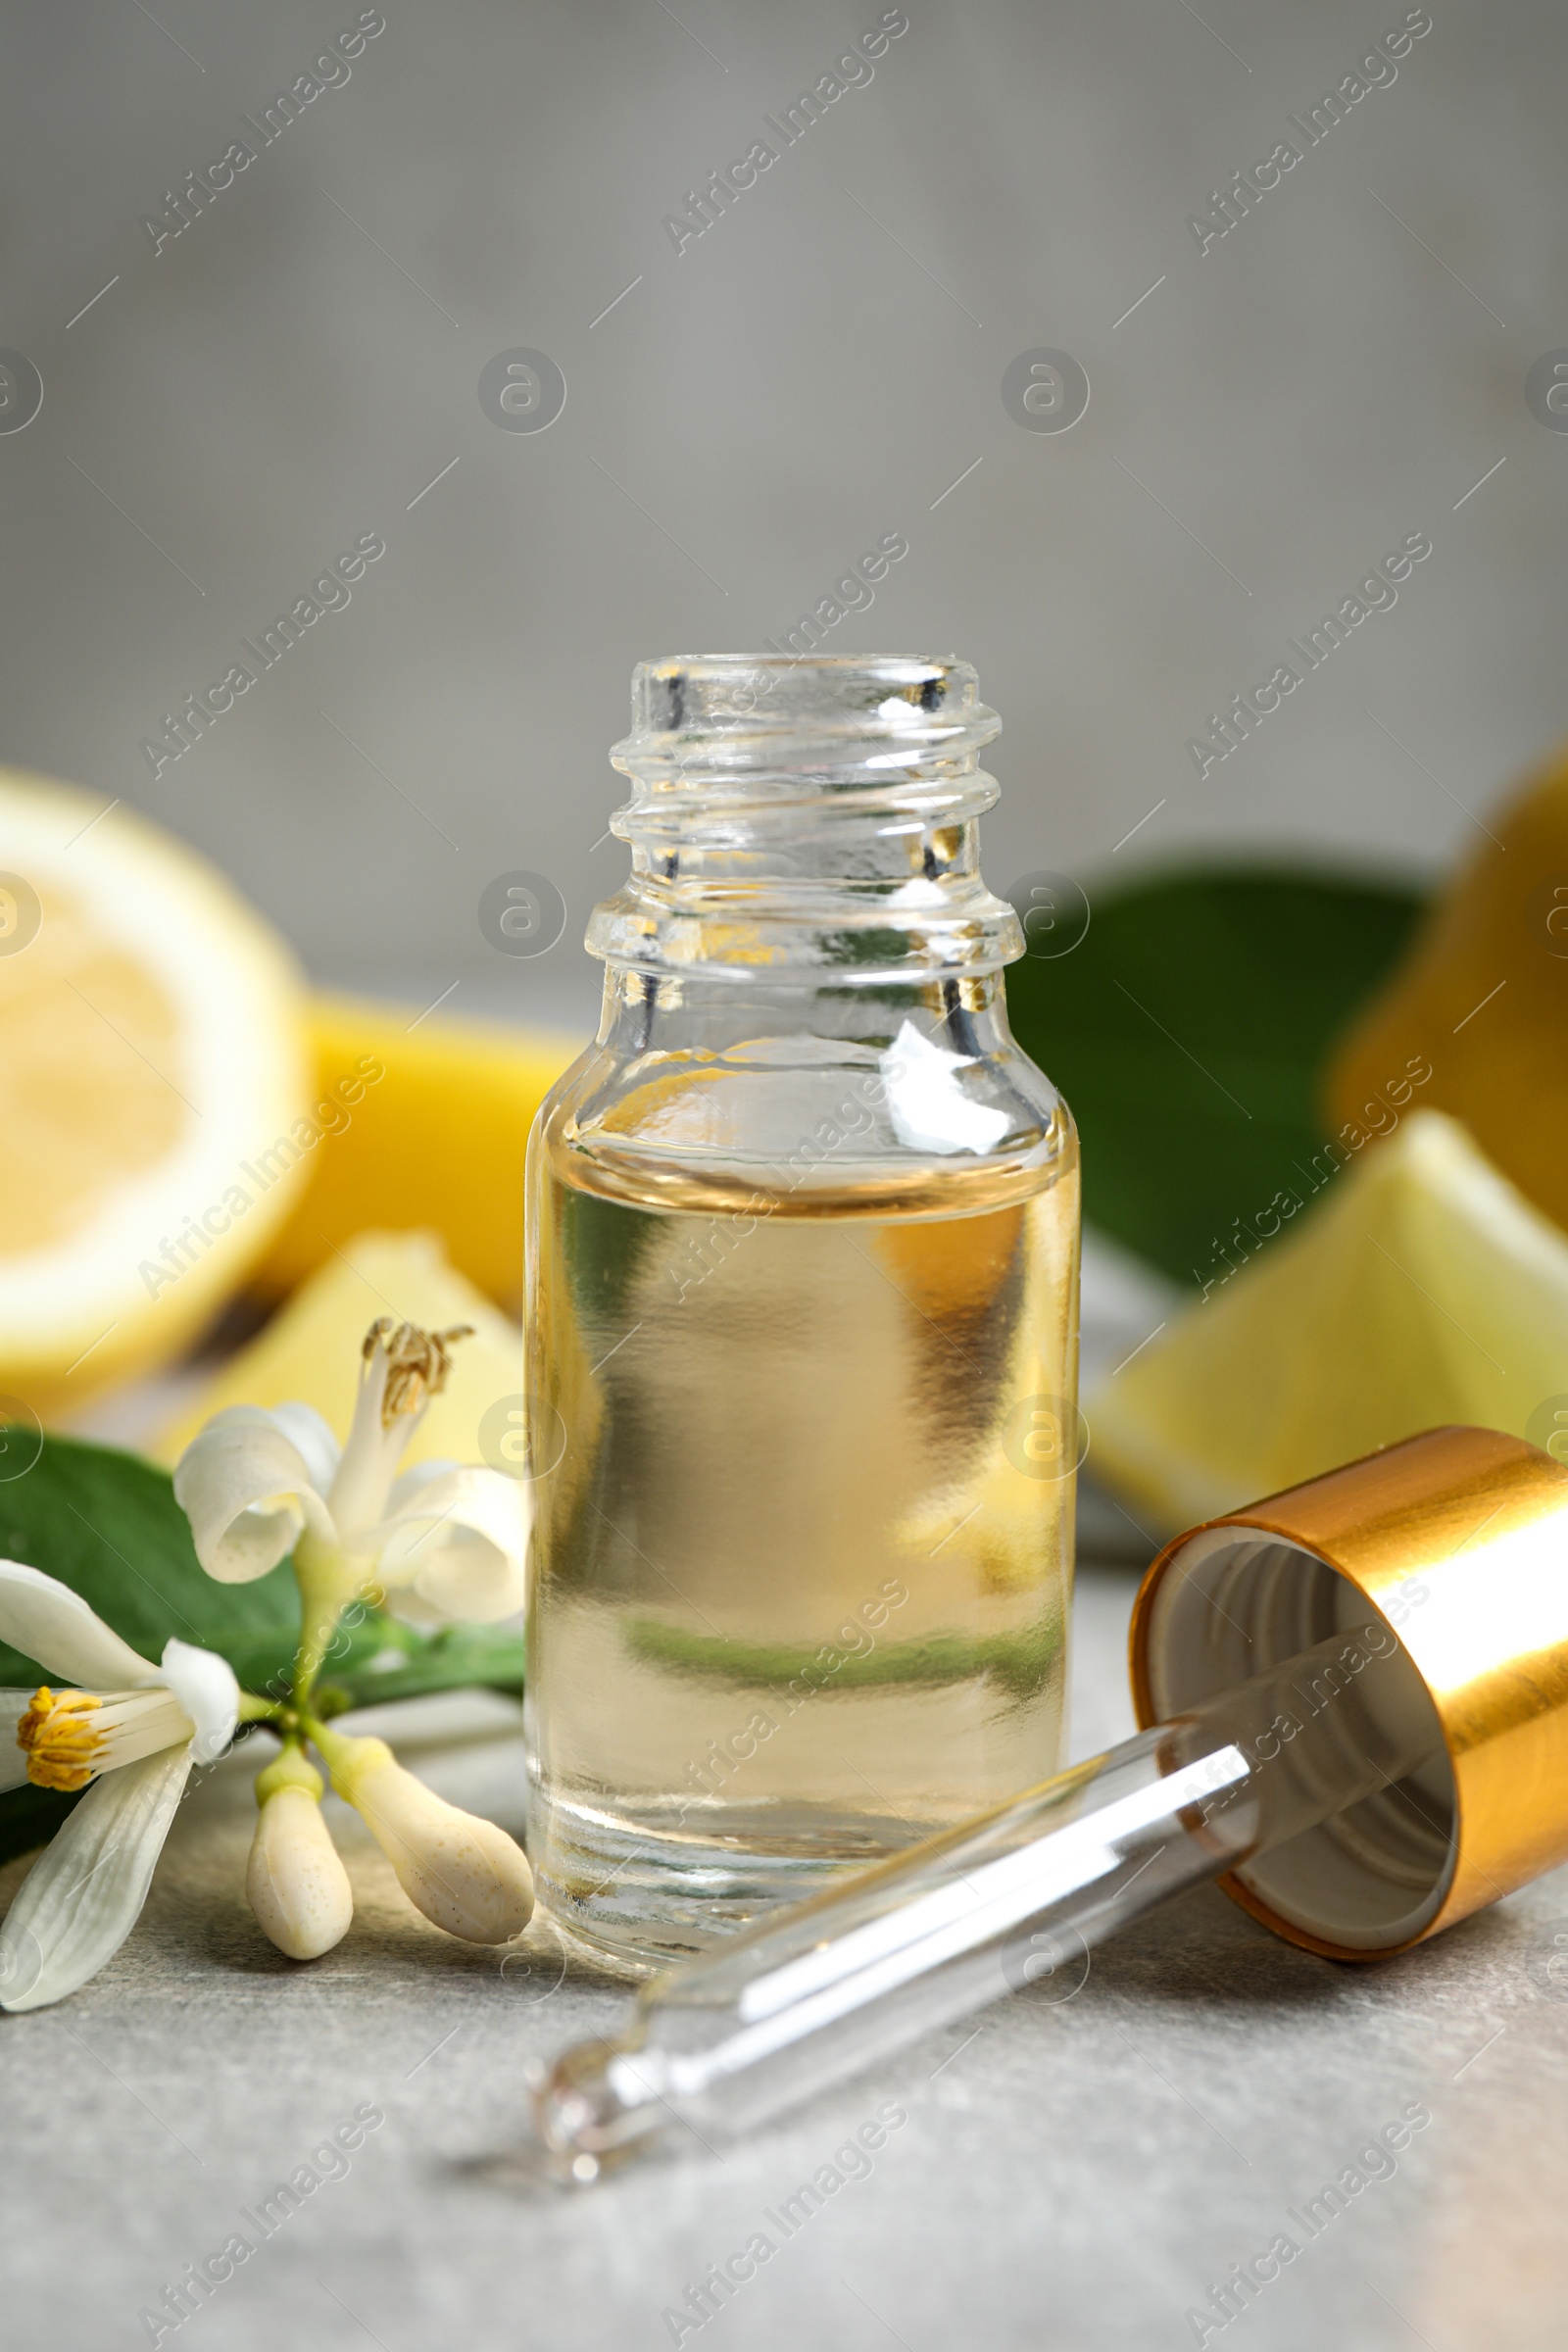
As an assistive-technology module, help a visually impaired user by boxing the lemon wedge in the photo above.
[151,1229,525,1472]
[0,769,309,1419]
[1086,1110,1568,1534]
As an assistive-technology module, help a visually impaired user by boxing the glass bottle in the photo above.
[523,655,1080,1970]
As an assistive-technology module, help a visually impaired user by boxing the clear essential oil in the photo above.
[527,1136,1079,1966]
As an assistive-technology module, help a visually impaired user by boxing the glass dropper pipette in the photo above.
[532,1621,1444,2180]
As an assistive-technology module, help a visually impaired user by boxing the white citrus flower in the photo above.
[172,1318,528,1641]
[0,1562,238,2012]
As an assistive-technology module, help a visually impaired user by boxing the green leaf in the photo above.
[0,1783,82,1865]
[320,1624,528,1712]
[623,1616,1061,1704]
[0,1431,304,1690]
[1003,864,1424,1286]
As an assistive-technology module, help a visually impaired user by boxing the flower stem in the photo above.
[300,1714,352,1763]
[289,1531,365,1710]
[238,1691,285,1723]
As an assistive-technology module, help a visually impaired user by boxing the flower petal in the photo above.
[156,1640,239,1766]
[172,1412,335,1584]
[373,1469,528,1625]
[385,1457,460,1508]
[0,1562,159,1690]
[0,1691,34,1791]
[261,1402,341,1499]
[0,1743,191,2011]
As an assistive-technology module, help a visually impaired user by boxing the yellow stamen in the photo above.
[16,1684,192,1790]
[362,1318,474,1427]
[17,1686,104,1792]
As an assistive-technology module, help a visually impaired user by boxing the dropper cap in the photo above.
[1129,1424,1568,1960]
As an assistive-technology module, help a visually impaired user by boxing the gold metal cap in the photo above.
[1128,1425,1568,1961]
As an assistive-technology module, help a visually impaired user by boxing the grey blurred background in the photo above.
[2,0,1562,1034]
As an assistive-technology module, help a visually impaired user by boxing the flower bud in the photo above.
[320,1731,532,1945]
[247,1748,353,1960]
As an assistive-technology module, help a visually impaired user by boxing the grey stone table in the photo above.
[5,1561,1567,2352]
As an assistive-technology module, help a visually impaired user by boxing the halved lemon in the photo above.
[0,768,310,1418]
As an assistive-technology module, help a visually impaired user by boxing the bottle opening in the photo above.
[591,653,1022,980]
[621,655,996,769]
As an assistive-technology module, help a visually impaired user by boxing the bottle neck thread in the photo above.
[585,656,1025,984]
